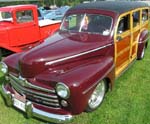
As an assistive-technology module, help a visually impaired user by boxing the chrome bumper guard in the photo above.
[1,84,72,123]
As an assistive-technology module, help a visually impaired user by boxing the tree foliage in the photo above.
[0,0,85,7]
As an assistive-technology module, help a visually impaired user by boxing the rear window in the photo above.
[16,10,33,23]
[142,9,148,22]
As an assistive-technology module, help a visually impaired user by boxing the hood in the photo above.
[19,32,111,78]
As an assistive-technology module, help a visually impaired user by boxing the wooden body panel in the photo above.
[114,7,149,77]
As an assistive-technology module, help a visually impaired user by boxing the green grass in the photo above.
[0,44,150,124]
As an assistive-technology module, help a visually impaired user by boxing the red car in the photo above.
[0,4,61,57]
[0,1,149,123]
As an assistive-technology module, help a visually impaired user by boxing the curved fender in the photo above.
[58,56,115,114]
[137,29,149,58]
[4,52,24,74]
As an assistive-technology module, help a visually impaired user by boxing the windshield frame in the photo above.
[60,13,113,36]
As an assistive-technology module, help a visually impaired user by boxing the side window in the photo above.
[16,10,33,23]
[133,11,140,27]
[68,15,77,29]
[61,14,84,31]
[2,12,11,18]
[142,9,148,22]
[0,12,12,21]
[117,14,130,34]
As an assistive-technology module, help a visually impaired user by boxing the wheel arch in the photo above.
[56,56,115,114]
[137,29,149,59]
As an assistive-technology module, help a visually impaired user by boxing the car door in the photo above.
[9,9,40,46]
[114,13,132,77]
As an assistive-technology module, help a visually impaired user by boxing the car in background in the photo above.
[44,9,63,20]
[38,7,51,20]
[38,7,45,20]
[42,6,70,21]
[57,6,70,15]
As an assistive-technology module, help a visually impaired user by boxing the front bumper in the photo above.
[1,84,72,123]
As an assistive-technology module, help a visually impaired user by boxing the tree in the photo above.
[55,0,62,7]
[0,0,84,7]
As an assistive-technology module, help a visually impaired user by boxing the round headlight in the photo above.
[0,62,8,75]
[56,83,70,99]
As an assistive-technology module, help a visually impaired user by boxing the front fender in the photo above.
[57,56,115,114]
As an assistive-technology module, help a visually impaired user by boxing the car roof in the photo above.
[0,4,37,12]
[69,1,148,14]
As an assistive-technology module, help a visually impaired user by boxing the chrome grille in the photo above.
[8,74,60,108]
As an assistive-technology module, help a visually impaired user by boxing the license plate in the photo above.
[13,98,25,111]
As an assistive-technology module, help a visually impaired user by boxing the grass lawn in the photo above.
[0,44,150,124]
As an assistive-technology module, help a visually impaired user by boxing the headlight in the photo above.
[0,62,8,75]
[56,83,70,99]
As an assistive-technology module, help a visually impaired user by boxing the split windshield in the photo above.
[0,11,12,22]
[60,13,112,36]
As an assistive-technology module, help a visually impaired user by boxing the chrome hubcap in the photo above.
[88,80,105,109]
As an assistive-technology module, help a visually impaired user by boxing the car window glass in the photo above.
[61,14,84,31]
[133,11,140,27]
[117,14,130,34]
[68,14,79,29]
[0,11,12,21]
[142,9,148,23]
[16,10,33,23]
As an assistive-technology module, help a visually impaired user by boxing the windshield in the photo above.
[60,13,112,36]
[0,11,12,22]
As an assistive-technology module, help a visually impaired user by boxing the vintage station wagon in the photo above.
[0,1,149,123]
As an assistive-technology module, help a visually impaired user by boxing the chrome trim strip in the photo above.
[10,78,60,107]
[33,108,72,123]
[2,84,9,94]
[11,83,60,107]
[45,43,113,65]
[1,85,72,123]
[9,74,61,108]
[30,94,59,103]
[10,78,58,99]
[31,102,61,109]
[9,74,55,93]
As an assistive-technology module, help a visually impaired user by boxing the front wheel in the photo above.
[86,79,107,112]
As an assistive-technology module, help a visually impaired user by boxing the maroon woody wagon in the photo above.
[0,1,149,123]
